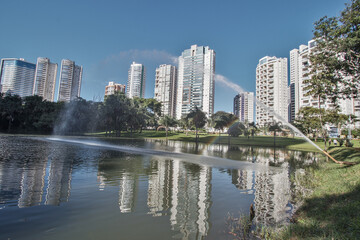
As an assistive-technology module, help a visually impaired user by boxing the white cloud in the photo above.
[214,73,246,94]
[89,49,178,85]
[99,49,178,67]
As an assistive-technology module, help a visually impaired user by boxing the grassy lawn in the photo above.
[275,147,360,239]
[87,130,360,153]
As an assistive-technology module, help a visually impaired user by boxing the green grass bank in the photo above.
[87,130,360,152]
[272,147,360,240]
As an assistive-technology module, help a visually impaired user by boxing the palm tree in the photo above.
[249,122,258,139]
[211,111,230,143]
[159,115,177,139]
[268,121,283,147]
[179,117,191,136]
[186,107,207,143]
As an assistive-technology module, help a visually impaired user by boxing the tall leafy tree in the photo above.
[179,117,191,136]
[186,107,207,143]
[0,93,22,132]
[159,115,177,139]
[211,111,235,140]
[310,0,360,101]
[268,121,283,147]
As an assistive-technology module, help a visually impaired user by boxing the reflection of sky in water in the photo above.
[0,136,318,239]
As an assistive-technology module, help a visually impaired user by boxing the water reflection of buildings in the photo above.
[98,157,212,239]
[169,161,211,239]
[118,173,138,213]
[0,160,26,205]
[147,159,212,239]
[45,154,74,206]
[147,160,172,216]
[18,158,47,208]
[227,147,317,226]
[0,143,75,208]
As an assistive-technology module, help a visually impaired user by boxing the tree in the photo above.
[268,121,283,147]
[248,122,258,139]
[100,93,130,136]
[0,93,22,132]
[159,115,177,139]
[227,122,244,137]
[179,117,191,136]
[211,111,238,143]
[54,97,96,135]
[186,107,207,143]
[310,0,360,102]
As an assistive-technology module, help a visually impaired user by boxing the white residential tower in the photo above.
[176,45,215,119]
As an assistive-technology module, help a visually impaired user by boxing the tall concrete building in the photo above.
[33,57,58,101]
[57,59,82,102]
[154,64,177,117]
[176,45,215,119]
[0,58,36,97]
[290,40,325,113]
[233,92,254,123]
[105,81,126,96]
[126,62,146,98]
[290,40,360,126]
[256,56,288,126]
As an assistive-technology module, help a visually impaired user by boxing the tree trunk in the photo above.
[274,130,276,147]
[8,117,13,133]
[318,95,326,150]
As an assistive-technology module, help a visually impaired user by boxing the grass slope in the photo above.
[278,147,360,239]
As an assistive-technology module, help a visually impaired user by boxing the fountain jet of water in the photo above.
[215,74,354,165]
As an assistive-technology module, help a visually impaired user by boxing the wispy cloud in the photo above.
[100,49,178,66]
[214,74,246,93]
[88,49,178,85]
[82,49,178,100]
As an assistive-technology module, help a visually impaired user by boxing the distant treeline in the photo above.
[0,93,161,135]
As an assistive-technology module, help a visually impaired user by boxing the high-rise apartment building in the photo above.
[105,82,126,96]
[0,58,36,97]
[176,45,215,119]
[57,59,82,102]
[256,56,288,126]
[290,40,338,114]
[233,92,254,123]
[290,40,321,111]
[126,62,146,99]
[290,40,360,125]
[154,64,177,117]
[33,57,58,101]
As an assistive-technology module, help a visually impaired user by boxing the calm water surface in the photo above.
[0,136,318,239]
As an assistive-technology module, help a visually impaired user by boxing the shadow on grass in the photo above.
[289,184,360,239]
[329,147,360,164]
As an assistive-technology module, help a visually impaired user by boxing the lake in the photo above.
[0,136,318,239]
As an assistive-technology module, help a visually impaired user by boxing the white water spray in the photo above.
[215,74,324,153]
[43,137,280,172]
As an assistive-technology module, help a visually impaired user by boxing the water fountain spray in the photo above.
[215,74,355,165]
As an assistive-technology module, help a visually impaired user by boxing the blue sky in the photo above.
[0,0,348,112]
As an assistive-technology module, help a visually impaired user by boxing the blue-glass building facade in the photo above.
[0,58,36,97]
